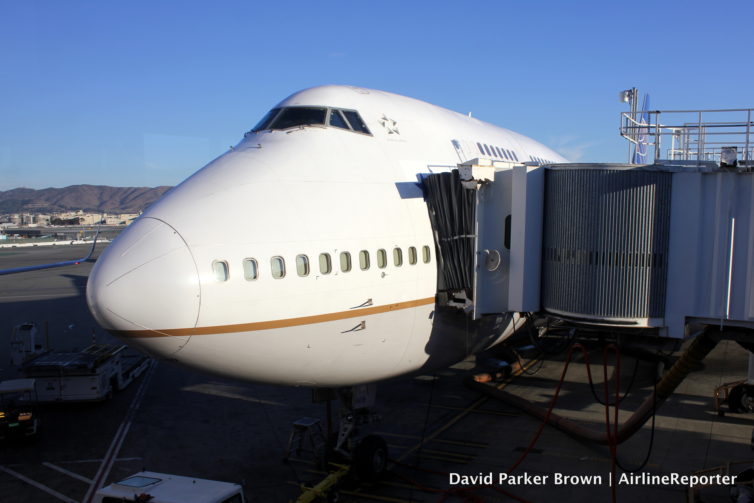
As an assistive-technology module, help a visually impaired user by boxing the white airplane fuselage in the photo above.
[86,86,568,387]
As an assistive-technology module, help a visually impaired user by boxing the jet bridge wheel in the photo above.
[351,435,388,482]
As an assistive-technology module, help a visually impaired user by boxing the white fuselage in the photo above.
[86,85,568,387]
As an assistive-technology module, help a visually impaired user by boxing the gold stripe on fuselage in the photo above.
[110,297,436,338]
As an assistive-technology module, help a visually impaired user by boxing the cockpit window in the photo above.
[328,109,349,130]
[252,108,281,131]
[251,107,371,136]
[342,110,371,134]
[268,107,327,130]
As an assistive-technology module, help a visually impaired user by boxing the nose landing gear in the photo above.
[292,385,389,502]
[330,385,387,481]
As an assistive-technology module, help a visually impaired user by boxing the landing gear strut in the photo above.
[330,385,387,482]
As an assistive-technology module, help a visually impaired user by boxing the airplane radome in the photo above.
[86,85,568,387]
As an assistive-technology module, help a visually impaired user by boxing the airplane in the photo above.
[84,85,568,389]
[82,85,568,476]
[0,232,99,275]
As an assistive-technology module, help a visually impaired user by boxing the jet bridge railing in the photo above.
[620,108,753,166]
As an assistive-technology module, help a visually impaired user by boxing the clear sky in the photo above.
[1,0,752,190]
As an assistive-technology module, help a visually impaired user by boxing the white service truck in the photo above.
[21,344,150,402]
[94,471,245,503]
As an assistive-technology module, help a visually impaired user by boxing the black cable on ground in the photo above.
[615,377,657,473]
[589,353,640,406]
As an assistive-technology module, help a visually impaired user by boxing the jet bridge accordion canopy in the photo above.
[541,166,673,325]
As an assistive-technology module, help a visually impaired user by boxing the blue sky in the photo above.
[1,0,752,190]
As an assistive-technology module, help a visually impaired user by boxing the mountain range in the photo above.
[0,185,172,214]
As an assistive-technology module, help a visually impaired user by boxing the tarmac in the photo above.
[1,243,752,502]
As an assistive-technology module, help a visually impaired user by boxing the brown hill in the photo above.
[0,185,172,214]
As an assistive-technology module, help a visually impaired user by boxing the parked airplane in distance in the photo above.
[0,233,99,276]
[86,85,568,387]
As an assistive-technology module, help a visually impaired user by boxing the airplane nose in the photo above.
[86,217,200,358]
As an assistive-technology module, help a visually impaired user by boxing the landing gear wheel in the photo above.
[352,435,388,482]
[728,384,754,413]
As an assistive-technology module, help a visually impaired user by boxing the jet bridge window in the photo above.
[212,260,229,282]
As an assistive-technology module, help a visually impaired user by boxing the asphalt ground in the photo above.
[1,243,752,503]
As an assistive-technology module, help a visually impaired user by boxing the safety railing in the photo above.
[620,108,753,166]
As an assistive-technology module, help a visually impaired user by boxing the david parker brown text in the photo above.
[449,472,737,487]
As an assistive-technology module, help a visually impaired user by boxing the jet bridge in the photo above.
[423,157,754,339]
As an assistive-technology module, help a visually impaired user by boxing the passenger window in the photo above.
[393,247,403,266]
[212,260,229,282]
[377,249,387,269]
[296,254,309,277]
[342,110,371,134]
[319,253,332,274]
[271,256,285,279]
[340,252,352,272]
[408,246,417,265]
[422,245,431,263]
[359,250,370,270]
[242,258,258,280]
[329,109,350,130]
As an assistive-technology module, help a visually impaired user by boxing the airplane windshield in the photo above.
[251,107,371,135]
[252,108,280,131]
[268,107,327,130]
